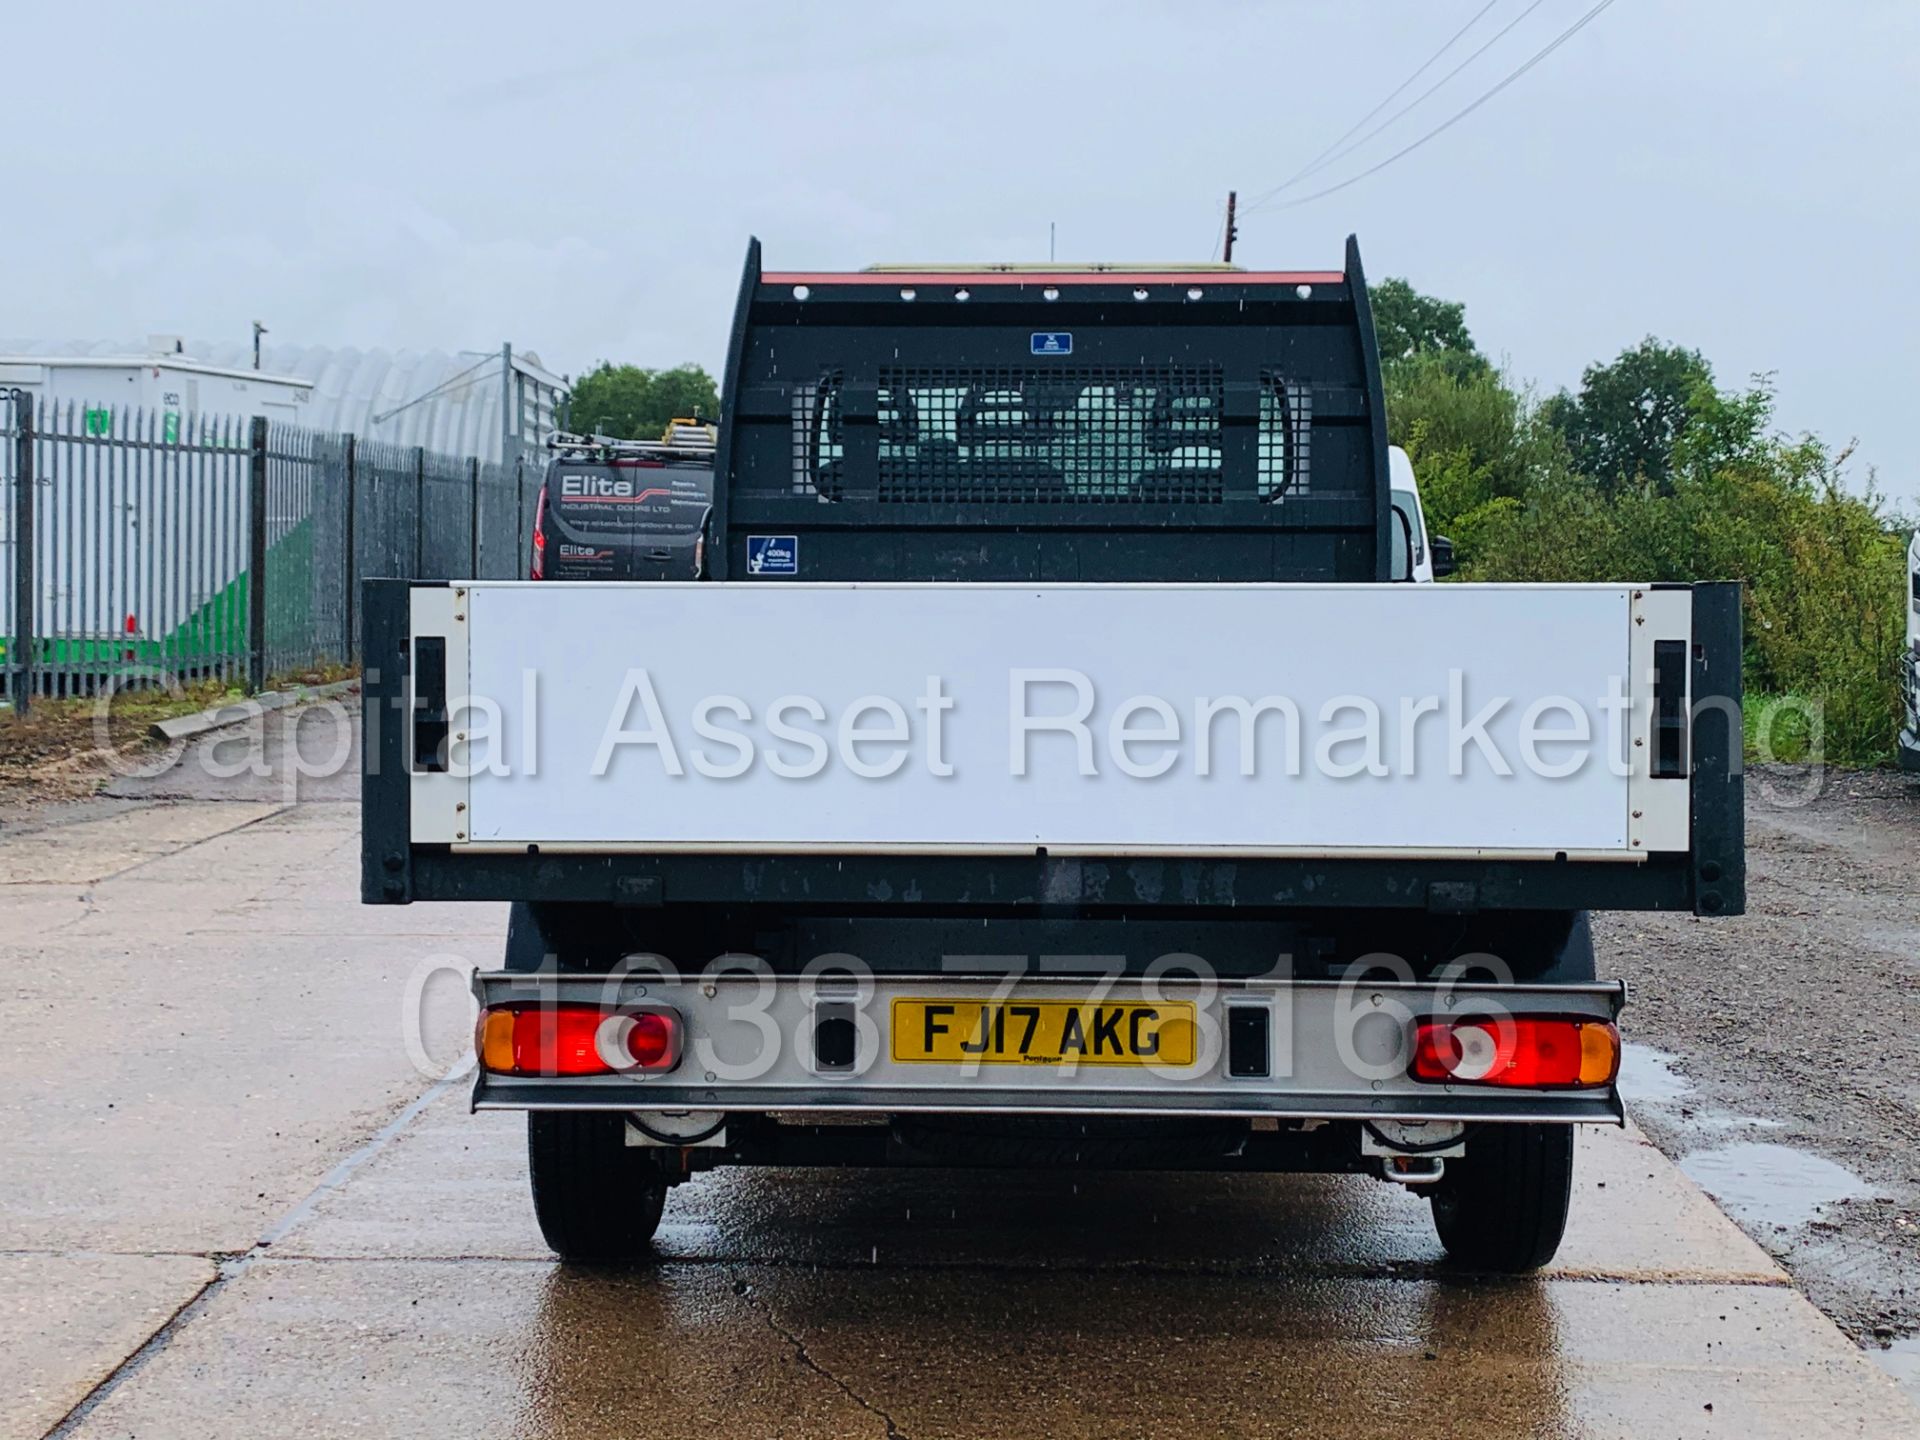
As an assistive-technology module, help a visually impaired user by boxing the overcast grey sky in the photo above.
[7,1,1916,506]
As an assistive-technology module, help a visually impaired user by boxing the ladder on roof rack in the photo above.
[547,424,716,463]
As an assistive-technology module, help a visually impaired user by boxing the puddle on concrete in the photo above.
[1680,1141,1874,1231]
[1868,1334,1920,1408]
[1618,1043,1692,1106]
[1619,1043,1783,1133]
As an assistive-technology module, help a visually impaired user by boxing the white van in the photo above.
[1389,445,1454,583]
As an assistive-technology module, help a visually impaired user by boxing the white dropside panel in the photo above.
[434,582,1685,858]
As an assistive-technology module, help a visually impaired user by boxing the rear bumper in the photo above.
[471,971,1626,1127]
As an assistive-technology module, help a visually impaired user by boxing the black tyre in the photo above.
[527,1113,669,1263]
[1429,1123,1574,1273]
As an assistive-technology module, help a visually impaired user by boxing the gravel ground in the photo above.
[1600,763,1920,1356]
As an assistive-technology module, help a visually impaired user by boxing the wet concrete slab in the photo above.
[53,1256,1917,1440]
[734,1268,1912,1440]
[132,1079,1906,1438]
[0,1251,213,1440]
[0,801,286,885]
[0,884,107,934]
[0,925,493,1253]
[49,803,493,942]
[271,1091,1783,1286]
[57,1260,877,1440]
[0,782,500,1435]
[6,725,1918,1437]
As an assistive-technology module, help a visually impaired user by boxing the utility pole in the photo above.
[251,321,267,370]
[500,341,514,465]
[1222,191,1239,264]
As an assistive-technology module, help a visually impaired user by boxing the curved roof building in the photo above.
[0,337,567,463]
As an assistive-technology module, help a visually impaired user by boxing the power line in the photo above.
[1255,0,1501,205]
[1261,0,1620,213]
[1244,0,1552,215]
[1246,0,1552,212]
[371,352,500,426]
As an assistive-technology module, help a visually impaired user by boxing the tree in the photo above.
[1369,277,1486,376]
[567,362,719,440]
[1469,385,1906,764]
[1541,339,1713,495]
[1369,279,1525,565]
[1385,350,1565,563]
[1367,293,1905,764]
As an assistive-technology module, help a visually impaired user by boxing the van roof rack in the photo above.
[547,429,716,463]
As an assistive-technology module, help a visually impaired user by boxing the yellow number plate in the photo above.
[890,998,1197,1067]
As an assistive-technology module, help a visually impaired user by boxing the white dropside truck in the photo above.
[362,239,1745,1271]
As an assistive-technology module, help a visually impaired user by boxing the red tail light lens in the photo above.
[598,1010,682,1072]
[477,1004,683,1076]
[1410,1016,1619,1089]
[493,1005,602,1075]
[529,486,549,579]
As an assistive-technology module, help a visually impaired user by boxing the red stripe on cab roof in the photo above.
[763,271,1345,288]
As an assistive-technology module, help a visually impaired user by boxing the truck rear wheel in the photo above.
[1428,1123,1573,1273]
[527,1113,669,1262]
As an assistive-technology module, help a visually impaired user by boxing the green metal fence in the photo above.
[1,392,542,706]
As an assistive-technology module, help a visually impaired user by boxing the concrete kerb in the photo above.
[149,678,360,744]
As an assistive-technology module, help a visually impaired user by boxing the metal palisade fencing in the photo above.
[1,390,541,708]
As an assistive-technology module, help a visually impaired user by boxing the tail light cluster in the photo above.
[478,1004,683,1077]
[1410,1016,1619,1090]
[529,486,549,580]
